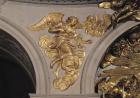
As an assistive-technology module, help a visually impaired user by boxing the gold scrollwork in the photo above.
[29,12,109,91]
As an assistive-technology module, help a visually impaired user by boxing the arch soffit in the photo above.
[0,15,50,95]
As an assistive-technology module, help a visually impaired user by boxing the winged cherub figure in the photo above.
[29,12,92,91]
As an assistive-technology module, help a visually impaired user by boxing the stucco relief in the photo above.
[29,12,110,91]
[8,0,101,4]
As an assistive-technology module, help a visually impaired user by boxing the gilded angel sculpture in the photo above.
[29,12,92,91]
[29,12,110,91]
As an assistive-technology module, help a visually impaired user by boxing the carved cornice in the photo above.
[30,95,100,98]
[8,0,101,4]
[0,0,7,6]
[0,0,7,11]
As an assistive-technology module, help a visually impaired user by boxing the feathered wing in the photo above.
[29,16,49,31]
[29,12,64,32]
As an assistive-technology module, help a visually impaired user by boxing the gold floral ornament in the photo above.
[29,12,93,91]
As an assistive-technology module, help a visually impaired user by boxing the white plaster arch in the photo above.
[81,21,140,95]
[0,15,50,96]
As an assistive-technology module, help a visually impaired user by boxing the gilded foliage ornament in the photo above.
[29,12,110,91]
[99,0,140,29]
[96,32,140,98]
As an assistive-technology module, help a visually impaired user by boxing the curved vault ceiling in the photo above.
[9,0,102,4]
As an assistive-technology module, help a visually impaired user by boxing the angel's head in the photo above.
[46,12,64,26]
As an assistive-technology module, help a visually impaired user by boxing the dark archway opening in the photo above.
[0,57,35,98]
[0,29,36,98]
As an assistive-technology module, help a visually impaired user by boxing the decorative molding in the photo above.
[0,0,7,12]
[0,0,7,6]
[30,95,100,98]
[8,0,102,4]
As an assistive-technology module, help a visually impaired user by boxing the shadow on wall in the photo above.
[0,56,35,98]
[0,29,36,98]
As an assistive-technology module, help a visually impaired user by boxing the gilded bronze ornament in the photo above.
[96,30,140,98]
[99,0,140,29]
[30,13,88,91]
[29,12,108,91]
[29,12,111,91]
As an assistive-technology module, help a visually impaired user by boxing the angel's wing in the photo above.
[29,12,64,32]
[29,16,49,31]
